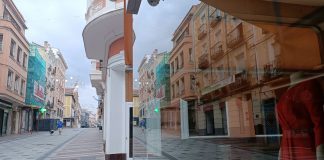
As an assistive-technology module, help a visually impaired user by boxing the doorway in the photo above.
[1,111,8,136]
[220,102,228,135]
[205,110,215,135]
[263,98,279,135]
[0,109,3,136]
[188,101,197,135]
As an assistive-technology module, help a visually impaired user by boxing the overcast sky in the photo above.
[13,0,97,113]
[12,0,199,111]
[133,0,199,79]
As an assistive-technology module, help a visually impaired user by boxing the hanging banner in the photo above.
[155,85,165,99]
[33,81,45,100]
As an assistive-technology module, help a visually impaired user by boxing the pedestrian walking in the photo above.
[57,120,63,135]
[140,119,146,133]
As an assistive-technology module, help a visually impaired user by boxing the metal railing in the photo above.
[198,52,209,70]
[198,23,207,40]
[210,41,224,61]
[226,23,243,48]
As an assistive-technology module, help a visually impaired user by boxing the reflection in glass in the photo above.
[133,1,324,160]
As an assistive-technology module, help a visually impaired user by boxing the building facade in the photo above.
[32,41,68,120]
[167,6,197,136]
[190,3,323,138]
[132,89,139,126]
[63,87,81,128]
[83,0,132,158]
[138,50,166,121]
[0,0,29,136]
[25,43,46,131]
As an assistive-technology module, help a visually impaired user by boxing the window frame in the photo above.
[10,39,16,58]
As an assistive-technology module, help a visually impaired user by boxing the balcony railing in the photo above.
[226,23,243,48]
[210,42,224,61]
[198,53,209,70]
[263,59,282,81]
[0,14,22,33]
[229,70,249,91]
[175,31,189,46]
[198,24,207,40]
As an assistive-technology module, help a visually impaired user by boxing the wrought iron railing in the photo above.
[210,41,224,61]
[198,23,207,40]
[226,23,243,48]
[198,53,209,70]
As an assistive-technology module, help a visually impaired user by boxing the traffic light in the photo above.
[40,107,46,113]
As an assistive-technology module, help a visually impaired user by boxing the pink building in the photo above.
[0,0,29,136]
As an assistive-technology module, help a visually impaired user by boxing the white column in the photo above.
[103,90,107,141]
[105,53,127,155]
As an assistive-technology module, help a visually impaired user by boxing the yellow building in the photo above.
[133,89,140,125]
[63,88,81,128]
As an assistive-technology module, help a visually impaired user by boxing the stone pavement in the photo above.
[44,128,104,160]
[133,127,279,160]
[0,128,104,160]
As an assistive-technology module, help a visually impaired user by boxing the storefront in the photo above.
[20,106,33,133]
[0,99,12,136]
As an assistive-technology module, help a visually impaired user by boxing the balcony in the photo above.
[210,42,224,62]
[90,70,104,95]
[226,23,243,48]
[229,70,249,91]
[262,59,282,82]
[175,31,190,46]
[83,1,123,60]
[198,54,209,70]
[198,24,207,40]
[209,10,222,28]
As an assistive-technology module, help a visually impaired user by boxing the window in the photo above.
[3,8,21,32]
[176,81,180,97]
[14,75,20,93]
[7,70,14,90]
[180,77,185,95]
[10,39,16,57]
[170,62,174,75]
[189,48,193,63]
[17,47,22,63]
[235,53,245,73]
[171,84,175,99]
[23,53,27,68]
[217,65,225,81]
[175,57,179,71]
[0,34,3,52]
[203,72,209,87]
[179,52,184,69]
[190,75,195,91]
[20,79,25,96]
[200,14,206,24]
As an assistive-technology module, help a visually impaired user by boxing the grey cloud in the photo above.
[14,0,98,112]
[133,0,199,78]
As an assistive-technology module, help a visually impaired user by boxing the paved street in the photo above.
[133,127,279,160]
[0,128,104,160]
